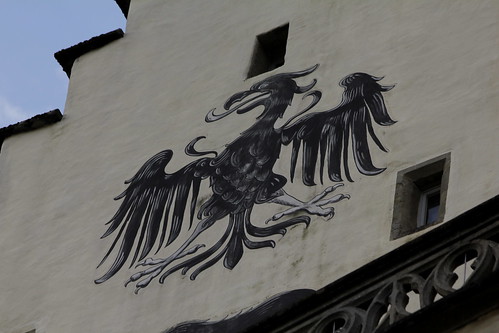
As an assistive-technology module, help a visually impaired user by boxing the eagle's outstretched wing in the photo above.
[281,73,395,185]
[95,150,212,284]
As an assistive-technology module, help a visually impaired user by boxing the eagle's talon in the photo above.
[309,183,345,204]
[136,276,153,289]
[183,244,206,257]
[135,257,163,268]
[265,212,285,224]
[315,193,350,208]
[269,185,349,222]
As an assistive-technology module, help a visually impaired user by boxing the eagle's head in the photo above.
[206,65,319,122]
[339,72,396,126]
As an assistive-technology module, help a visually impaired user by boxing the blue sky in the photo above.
[0,1,126,128]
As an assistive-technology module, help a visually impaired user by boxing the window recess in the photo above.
[390,153,451,240]
[247,23,289,79]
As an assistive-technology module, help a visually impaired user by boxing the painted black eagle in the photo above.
[95,64,395,292]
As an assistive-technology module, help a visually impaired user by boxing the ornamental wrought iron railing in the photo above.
[247,194,499,333]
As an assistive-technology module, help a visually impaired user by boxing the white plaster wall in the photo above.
[0,0,498,332]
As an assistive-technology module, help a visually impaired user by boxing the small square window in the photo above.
[247,23,289,78]
[390,153,451,240]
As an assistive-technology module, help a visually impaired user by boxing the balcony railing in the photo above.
[247,194,499,333]
[164,195,499,333]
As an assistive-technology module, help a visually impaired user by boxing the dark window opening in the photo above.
[247,23,289,79]
[390,153,451,240]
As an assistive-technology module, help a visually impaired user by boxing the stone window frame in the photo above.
[390,152,451,240]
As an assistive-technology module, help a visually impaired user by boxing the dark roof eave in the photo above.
[54,28,124,78]
[0,109,63,152]
[115,0,130,18]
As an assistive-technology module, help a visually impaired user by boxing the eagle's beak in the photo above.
[224,89,270,114]
[224,90,257,109]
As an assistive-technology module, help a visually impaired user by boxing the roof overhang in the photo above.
[54,29,124,78]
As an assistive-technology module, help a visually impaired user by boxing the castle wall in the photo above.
[0,1,498,332]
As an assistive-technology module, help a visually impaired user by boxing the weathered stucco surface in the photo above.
[0,0,498,332]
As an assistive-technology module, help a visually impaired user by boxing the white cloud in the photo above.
[0,96,31,128]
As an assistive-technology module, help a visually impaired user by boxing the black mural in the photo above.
[162,289,315,333]
[95,64,396,292]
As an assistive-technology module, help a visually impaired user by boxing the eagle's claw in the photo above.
[126,244,206,292]
[268,185,349,222]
